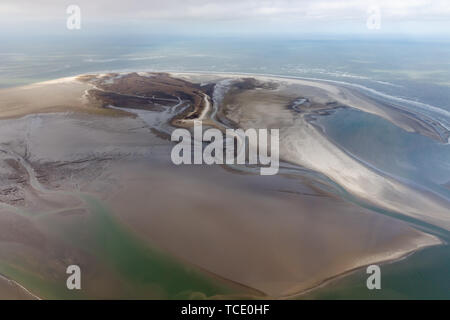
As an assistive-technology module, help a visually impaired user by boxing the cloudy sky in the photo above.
[1,0,450,36]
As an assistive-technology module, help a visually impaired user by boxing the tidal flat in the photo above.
[0,72,447,299]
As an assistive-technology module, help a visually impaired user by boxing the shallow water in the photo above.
[0,193,252,299]
[303,244,450,300]
[316,107,450,198]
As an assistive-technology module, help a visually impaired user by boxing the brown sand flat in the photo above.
[0,274,37,300]
[106,161,440,297]
[0,73,444,299]
[0,77,129,119]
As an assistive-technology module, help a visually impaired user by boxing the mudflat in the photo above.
[0,72,445,299]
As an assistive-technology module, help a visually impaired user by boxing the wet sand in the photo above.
[0,274,38,300]
[105,160,441,297]
[172,72,450,143]
[209,74,450,231]
[0,72,446,299]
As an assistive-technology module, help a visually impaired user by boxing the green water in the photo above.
[305,105,450,300]
[79,195,246,299]
[1,178,448,299]
[303,245,450,300]
[0,263,82,299]
[0,194,256,299]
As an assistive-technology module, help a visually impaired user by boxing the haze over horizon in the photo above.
[1,0,450,38]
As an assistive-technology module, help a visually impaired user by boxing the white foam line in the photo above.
[174,70,450,116]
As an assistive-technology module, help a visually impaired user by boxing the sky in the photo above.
[1,0,450,37]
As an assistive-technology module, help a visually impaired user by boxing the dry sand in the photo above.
[0,76,122,119]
